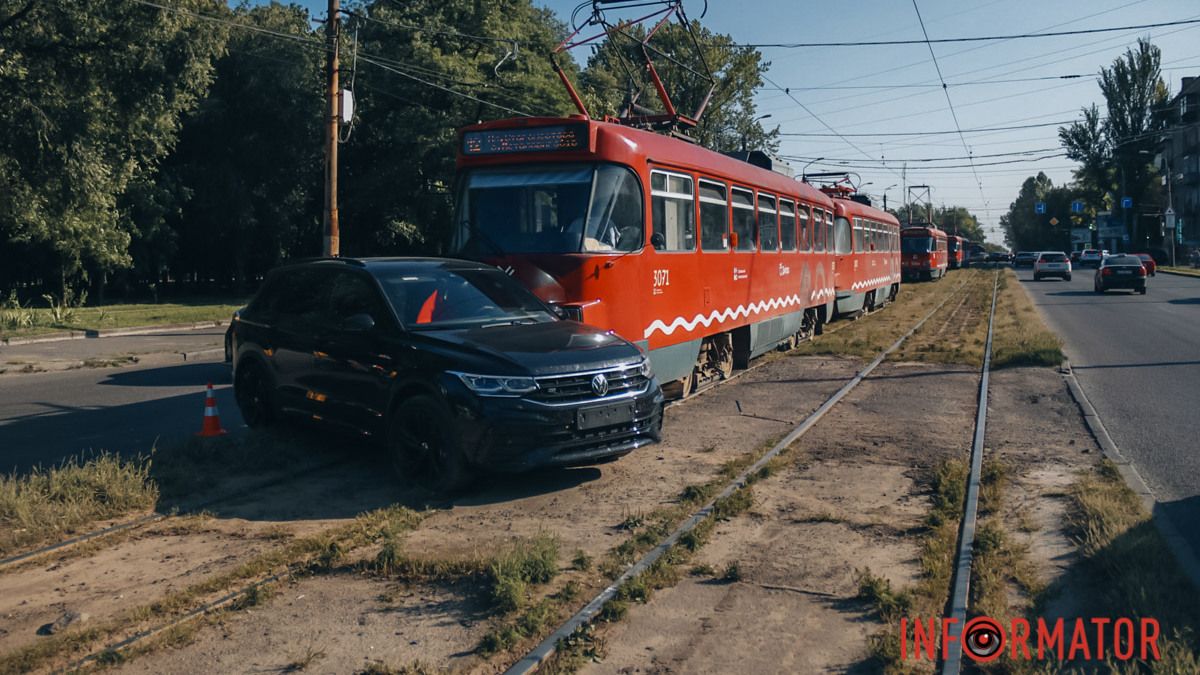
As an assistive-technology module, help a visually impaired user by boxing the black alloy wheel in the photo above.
[388,395,468,494]
[234,361,275,428]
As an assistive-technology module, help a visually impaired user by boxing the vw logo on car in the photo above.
[591,373,609,397]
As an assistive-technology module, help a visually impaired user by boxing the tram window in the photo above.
[731,187,756,251]
[853,218,864,253]
[583,165,644,252]
[796,205,811,251]
[824,210,835,252]
[650,170,695,252]
[699,179,729,251]
[779,199,796,251]
[758,194,779,252]
[812,210,824,252]
[834,216,853,255]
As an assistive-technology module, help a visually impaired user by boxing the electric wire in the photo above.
[737,17,1200,48]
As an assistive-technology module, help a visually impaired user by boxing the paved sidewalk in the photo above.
[0,327,225,375]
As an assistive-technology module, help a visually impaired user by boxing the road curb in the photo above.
[1156,268,1200,279]
[1060,359,1200,592]
[182,347,225,362]
[1,321,226,346]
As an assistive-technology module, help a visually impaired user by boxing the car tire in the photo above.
[1065,275,1071,281]
[234,359,276,428]
[1139,287,1147,295]
[388,394,469,494]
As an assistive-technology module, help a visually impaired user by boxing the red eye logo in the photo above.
[963,617,1005,662]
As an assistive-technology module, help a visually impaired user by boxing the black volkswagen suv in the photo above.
[230,258,663,491]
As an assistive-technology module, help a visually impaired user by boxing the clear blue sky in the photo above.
[250,1,1200,243]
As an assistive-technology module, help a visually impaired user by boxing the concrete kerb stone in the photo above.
[1060,359,1200,593]
[1,321,226,346]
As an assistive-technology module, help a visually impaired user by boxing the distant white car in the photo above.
[1033,252,1072,281]
[1079,249,1103,268]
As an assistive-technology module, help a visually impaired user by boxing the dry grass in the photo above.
[0,452,158,556]
[1157,265,1200,277]
[0,297,243,340]
[991,270,1064,369]
[891,269,995,366]
[792,271,970,360]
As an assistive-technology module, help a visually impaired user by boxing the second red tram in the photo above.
[947,235,966,269]
[452,117,850,396]
[821,188,901,317]
[900,225,949,281]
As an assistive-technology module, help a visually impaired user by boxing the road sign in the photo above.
[1035,201,1046,214]
[1121,196,1133,209]
[1071,200,1083,213]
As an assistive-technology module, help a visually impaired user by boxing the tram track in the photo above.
[3,277,978,673]
[505,273,989,674]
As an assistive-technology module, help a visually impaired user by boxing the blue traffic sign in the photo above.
[1121,196,1133,209]
[1035,202,1046,214]
[1071,200,1083,213]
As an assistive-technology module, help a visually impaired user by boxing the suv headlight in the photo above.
[638,358,652,379]
[451,372,538,396]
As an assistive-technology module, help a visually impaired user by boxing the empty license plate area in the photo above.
[577,401,636,430]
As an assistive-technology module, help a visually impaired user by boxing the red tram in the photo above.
[452,117,849,396]
[900,225,949,281]
[947,235,966,269]
[812,181,901,317]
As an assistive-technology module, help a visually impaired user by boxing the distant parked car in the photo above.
[1134,253,1157,276]
[230,257,664,491]
[1070,251,1081,264]
[970,250,989,265]
[1013,251,1038,268]
[1094,255,1148,294]
[1079,249,1103,268]
[1034,252,1072,281]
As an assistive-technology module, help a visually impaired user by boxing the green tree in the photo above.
[579,20,777,153]
[1057,38,1167,249]
[999,173,1080,251]
[889,204,984,242]
[152,2,324,289]
[0,0,227,297]
[339,0,577,254]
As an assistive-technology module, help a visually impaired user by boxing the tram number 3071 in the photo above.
[653,269,670,289]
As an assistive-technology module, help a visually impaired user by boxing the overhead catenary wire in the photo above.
[737,16,1200,48]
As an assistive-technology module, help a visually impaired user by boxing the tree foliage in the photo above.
[999,173,1080,251]
[1054,38,1167,248]
[0,0,228,295]
[579,20,777,153]
[889,204,984,242]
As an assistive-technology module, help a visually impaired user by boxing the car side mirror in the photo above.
[651,232,666,250]
[342,312,375,332]
[549,303,568,320]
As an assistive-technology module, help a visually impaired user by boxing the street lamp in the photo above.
[882,183,897,210]
[801,157,824,182]
[741,114,772,152]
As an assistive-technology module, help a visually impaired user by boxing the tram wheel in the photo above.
[663,371,696,399]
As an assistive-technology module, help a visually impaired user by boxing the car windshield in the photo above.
[1041,253,1067,262]
[901,236,933,253]
[372,266,555,329]
[1104,256,1142,266]
[452,163,644,255]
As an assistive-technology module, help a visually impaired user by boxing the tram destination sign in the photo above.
[462,124,587,155]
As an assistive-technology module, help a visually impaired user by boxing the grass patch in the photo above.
[991,270,1064,369]
[0,452,158,557]
[1062,462,1200,654]
[0,296,244,340]
[1158,265,1200,277]
[891,269,995,366]
[489,534,560,613]
[792,269,971,360]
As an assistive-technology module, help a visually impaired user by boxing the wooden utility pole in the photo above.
[323,0,340,257]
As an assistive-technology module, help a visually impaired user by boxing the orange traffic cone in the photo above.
[197,382,228,437]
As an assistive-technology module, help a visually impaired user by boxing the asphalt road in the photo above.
[0,353,240,473]
[1018,267,1200,556]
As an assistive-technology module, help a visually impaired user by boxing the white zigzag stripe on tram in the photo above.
[850,274,899,291]
[644,291,832,339]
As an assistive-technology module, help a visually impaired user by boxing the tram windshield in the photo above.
[902,236,934,253]
[454,164,644,255]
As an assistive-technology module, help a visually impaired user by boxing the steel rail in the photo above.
[505,276,973,675]
[939,269,1000,675]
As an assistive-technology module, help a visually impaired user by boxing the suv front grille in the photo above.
[531,362,649,405]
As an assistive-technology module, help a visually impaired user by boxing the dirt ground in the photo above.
[582,365,1099,675]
